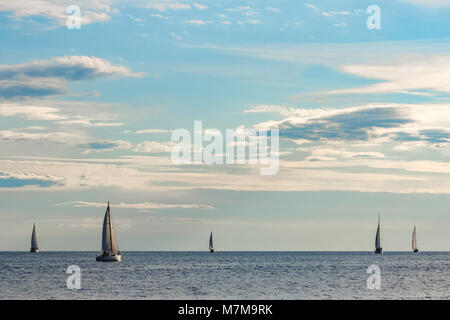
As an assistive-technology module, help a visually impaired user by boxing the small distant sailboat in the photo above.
[412,226,419,253]
[30,223,39,253]
[209,231,215,253]
[375,215,383,254]
[96,202,121,262]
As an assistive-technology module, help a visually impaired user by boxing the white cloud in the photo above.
[58,119,123,127]
[327,55,450,95]
[0,0,115,26]
[0,105,65,120]
[136,129,172,134]
[0,55,143,99]
[304,148,385,161]
[3,155,450,194]
[0,102,124,127]
[266,6,280,13]
[193,3,208,10]
[147,2,191,11]
[0,55,143,79]
[400,0,450,7]
[333,22,348,27]
[304,3,352,16]
[225,6,252,12]
[133,141,176,153]
[55,201,214,210]
[247,103,450,148]
[244,105,296,117]
[185,19,207,25]
[0,130,80,144]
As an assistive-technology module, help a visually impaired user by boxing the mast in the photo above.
[108,202,113,254]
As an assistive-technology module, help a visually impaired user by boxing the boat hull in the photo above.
[30,249,39,253]
[375,248,383,254]
[96,254,121,262]
[209,249,215,254]
[413,249,419,253]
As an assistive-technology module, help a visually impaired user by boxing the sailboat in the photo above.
[30,223,39,253]
[375,215,383,254]
[96,202,121,262]
[412,226,419,253]
[209,231,215,253]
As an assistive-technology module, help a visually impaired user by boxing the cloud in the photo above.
[0,130,81,144]
[304,3,352,16]
[400,0,450,7]
[326,55,450,95]
[333,22,348,27]
[0,56,143,99]
[249,103,450,147]
[55,201,214,211]
[0,77,66,99]
[0,105,64,120]
[193,3,208,10]
[185,19,207,25]
[304,148,385,161]
[225,6,252,12]
[79,139,176,154]
[0,102,124,127]
[266,6,280,13]
[147,2,191,11]
[187,41,450,71]
[133,141,176,153]
[244,105,297,117]
[0,56,142,81]
[3,155,450,194]
[0,0,115,27]
[136,129,172,134]
[0,170,62,188]
[58,119,123,127]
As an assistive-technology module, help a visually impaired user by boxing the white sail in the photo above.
[412,226,417,251]
[31,223,38,251]
[375,216,381,249]
[101,202,119,255]
[209,232,214,251]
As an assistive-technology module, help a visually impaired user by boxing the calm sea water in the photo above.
[0,251,449,300]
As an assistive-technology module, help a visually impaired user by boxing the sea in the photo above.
[0,251,449,300]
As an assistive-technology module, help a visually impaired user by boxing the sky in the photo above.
[0,0,450,251]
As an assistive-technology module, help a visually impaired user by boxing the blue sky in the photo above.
[0,0,450,251]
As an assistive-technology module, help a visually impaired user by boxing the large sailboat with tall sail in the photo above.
[374,215,383,254]
[209,231,215,253]
[412,226,419,253]
[96,202,121,262]
[30,223,39,253]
